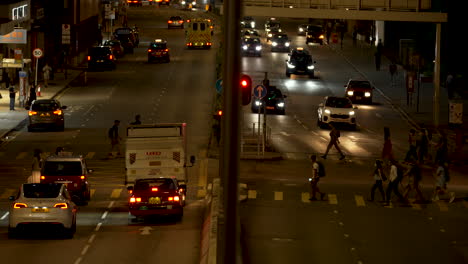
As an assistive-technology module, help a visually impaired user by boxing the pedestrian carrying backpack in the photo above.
[317,161,326,177]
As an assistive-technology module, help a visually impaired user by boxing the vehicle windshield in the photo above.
[326,98,353,108]
[23,184,61,198]
[243,38,260,44]
[349,81,371,88]
[291,53,311,64]
[267,89,283,99]
[31,102,59,111]
[90,48,111,56]
[170,16,182,20]
[149,43,167,49]
[273,34,288,40]
[42,161,83,176]
[135,178,176,191]
[307,25,323,33]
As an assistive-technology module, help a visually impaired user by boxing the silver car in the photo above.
[8,183,77,238]
[27,99,67,132]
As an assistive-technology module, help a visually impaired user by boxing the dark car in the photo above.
[114,27,139,51]
[168,16,184,29]
[251,86,286,115]
[306,25,325,45]
[102,39,124,58]
[27,99,67,131]
[147,39,170,63]
[344,79,374,104]
[266,27,282,41]
[241,29,260,38]
[241,37,262,57]
[87,46,116,71]
[270,33,290,52]
[241,16,256,29]
[285,47,316,78]
[127,178,186,221]
[297,24,311,36]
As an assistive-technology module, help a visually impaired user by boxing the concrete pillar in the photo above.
[433,23,441,127]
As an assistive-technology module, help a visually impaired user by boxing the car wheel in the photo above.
[8,227,17,239]
[286,72,291,78]
[309,72,314,79]
[27,126,33,132]
[367,98,373,105]
[174,211,183,222]
[64,217,76,239]
[279,109,285,115]
[58,124,65,131]
[166,57,171,63]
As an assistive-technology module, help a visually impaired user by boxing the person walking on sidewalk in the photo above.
[405,129,419,161]
[321,124,345,160]
[308,155,326,201]
[385,160,406,206]
[402,160,425,203]
[42,63,52,88]
[130,114,142,125]
[108,120,122,157]
[9,85,17,111]
[369,159,386,202]
[434,130,448,166]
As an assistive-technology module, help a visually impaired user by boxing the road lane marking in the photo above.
[90,189,96,197]
[81,245,90,255]
[107,201,115,209]
[274,192,283,200]
[0,212,9,220]
[88,234,96,244]
[16,152,28,160]
[301,192,310,203]
[101,211,108,219]
[1,189,16,199]
[85,152,95,159]
[437,201,449,212]
[95,222,102,231]
[328,194,338,204]
[248,190,257,199]
[110,188,122,198]
[354,195,365,207]
[74,257,82,264]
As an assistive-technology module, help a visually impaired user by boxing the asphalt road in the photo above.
[239,17,468,264]
[0,5,216,264]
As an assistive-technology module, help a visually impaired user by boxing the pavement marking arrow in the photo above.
[139,226,153,235]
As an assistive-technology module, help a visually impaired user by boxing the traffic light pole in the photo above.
[219,0,241,263]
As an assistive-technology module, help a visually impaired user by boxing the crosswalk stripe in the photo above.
[408,199,422,210]
[355,195,365,207]
[436,201,449,212]
[274,191,283,200]
[90,189,96,198]
[301,192,310,203]
[111,189,123,199]
[85,152,95,159]
[248,190,257,199]
[328,194,338,205]
[0,189,16,199]
[16,152,28,160]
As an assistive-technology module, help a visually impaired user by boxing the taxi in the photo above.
[147,39,170,63]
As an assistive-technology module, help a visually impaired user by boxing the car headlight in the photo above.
[251,22,255,28]
[349,111,355,115]
[272,42,277,46]
[324,109,331,114]
[268,33,272,38]
[278,29,282,32]
[347,91,354,96]
[255,46,262,51]
[255,101,262,106]
[192,1,196,5]
[181,1,186,4]
[307,65,315,70]
[287,62,296,69]
[365,92,371,97]
[242,45,248,50]
[285,42,290,47]
[319,35,324,39]
[277,102,285,108]
[299,28,304,32]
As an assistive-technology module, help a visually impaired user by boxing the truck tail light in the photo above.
[80,175,86,180]
[54,203,68,209]
[14,203,27,208]
[130,197,141,203]
[174,196,180,202]
[168,197,173,201]
[53,110,62,115]
[28,111,38,116]
[151,187,158,192]
[40,176,45,180]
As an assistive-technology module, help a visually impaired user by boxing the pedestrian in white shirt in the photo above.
[42,63,52,87]
[384,160,406,206]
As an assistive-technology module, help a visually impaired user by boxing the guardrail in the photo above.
[243,0,431,11]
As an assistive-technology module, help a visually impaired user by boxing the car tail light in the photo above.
[54,203,68,209]
[130,197,142,203]
[164,49,169,52]
[80,175,86,180]
[319,35,324,39]
[28,111,38,116]
[179,188,184,193]
[168,20,173,23]
[148,49,152,52]
[151,187,158,192]
[174,196,180,202]
[179,20,184,23]
[109,54,114,60]
[187,43,192,46]
[210,26,214,29]
[87,56,91,61]
[40,176,45,180]
[53,110,62,115]
[14,203,27,209]
[186,19,191,23]
[168,197,174,201]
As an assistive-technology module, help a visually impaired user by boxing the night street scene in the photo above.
[0,1,467,264]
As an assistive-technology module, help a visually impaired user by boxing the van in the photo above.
[185,18,212,49]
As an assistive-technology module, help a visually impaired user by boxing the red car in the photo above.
[127,178,186,221]
[344,79,374,104]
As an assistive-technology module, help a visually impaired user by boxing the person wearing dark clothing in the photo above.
[369,160,386,202]
[434,131,448,165]
[27,85,37,108]
[130,114,142,125]
[309,155,326,201]
[445,73,454,99]
[108,120,122,156]
[417,129,429,164]
[9,86,17,111]
[405,129,418,162]
[402,162,425,202]
[321,124,345,160]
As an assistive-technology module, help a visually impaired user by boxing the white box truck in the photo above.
[125,123,194,186]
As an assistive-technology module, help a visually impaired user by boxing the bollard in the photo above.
[36,84,41,97]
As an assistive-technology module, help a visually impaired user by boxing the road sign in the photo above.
[253,84,266,99]
[32,48,43,58]
[216,78,223,94]
[62,24,71,45]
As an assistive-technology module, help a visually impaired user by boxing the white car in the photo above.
[8,183,77,238]
[317,96,357,130]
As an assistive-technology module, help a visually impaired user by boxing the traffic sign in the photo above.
[215,78,223,94]
[253,84,266,99]
[32,48,43,58]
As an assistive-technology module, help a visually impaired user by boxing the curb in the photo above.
[0,70,84,141]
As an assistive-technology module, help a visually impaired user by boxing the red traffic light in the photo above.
[240,74,252,106]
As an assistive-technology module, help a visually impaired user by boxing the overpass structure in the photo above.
[219,0,448,126]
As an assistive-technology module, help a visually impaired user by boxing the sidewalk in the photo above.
[326,35,468,176]
[0,69,83,140]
